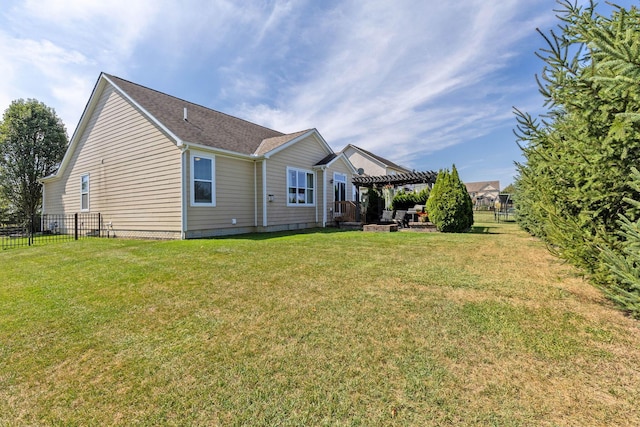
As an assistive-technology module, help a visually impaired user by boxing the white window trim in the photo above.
[334,172,347,201]
[190,152,216,207]
[286,166,316,207]
[80,173,90,212]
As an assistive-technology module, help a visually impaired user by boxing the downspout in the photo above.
[41,183,46,215]
[181,145,189,239]
[322,167,327,227]
[254,161,258,227]
[262,159,268,227]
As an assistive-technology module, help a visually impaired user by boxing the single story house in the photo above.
[41,73,357,239]
[465,181,500,209]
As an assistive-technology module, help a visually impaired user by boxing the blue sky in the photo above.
[0,1,635,188]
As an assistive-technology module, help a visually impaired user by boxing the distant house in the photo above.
[40,73,356,239]
[465,181,500,209]
[341,144,412,177]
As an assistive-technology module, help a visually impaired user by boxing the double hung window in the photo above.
[287,167,315,206]
[80,174,90,211]
[191,154,215,206]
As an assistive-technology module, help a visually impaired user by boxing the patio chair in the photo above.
[380,210,394,223]
[393,210,409,228]
[407,204,425,222]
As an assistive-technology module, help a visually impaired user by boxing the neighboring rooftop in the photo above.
[465,181,500,193]
[341,144,411,174]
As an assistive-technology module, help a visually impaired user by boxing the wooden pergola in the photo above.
[337,171,437,223]
[352,171,438,188]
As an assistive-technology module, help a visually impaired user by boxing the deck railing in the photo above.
[333,201,359,223]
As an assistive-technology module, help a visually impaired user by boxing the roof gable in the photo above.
[254,129,312,156]
[257,128,334,159]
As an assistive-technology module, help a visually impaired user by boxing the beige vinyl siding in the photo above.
[43,85,182,236]
[186,152,256,232]
[265,134,329,227]
[344,148,387,176]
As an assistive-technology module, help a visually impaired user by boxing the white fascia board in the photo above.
[311,129,336,155]
[182,141,259,161]
[41,75,108,182]
[43,73,186,182]
[103,74,184,147]
[39,173,61,183]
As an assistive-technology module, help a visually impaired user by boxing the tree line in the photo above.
[514,1,640,317]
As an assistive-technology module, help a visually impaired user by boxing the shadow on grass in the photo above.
[469,225,503,235]
[213,227,352,241]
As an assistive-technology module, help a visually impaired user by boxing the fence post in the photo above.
[29,215,33,246]
[98,213,101,238]
[74,213,79,240]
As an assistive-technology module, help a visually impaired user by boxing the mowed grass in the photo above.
[1,212,639,426]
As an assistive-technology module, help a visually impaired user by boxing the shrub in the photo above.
[364,188,383,223]
[391,187,430,210]
[426,165,474,233]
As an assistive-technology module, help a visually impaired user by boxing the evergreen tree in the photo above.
[426,165,473,233]
[600,167,640,318]
[513,1,640,314]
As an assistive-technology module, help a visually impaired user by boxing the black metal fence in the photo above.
[1,213,103,249]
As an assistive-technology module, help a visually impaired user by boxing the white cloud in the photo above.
[234,0,555,167]
[0,0,164,132]
[21,0,158,58]
[0,0,557,183]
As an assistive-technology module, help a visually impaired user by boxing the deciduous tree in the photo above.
[0,99,68,219]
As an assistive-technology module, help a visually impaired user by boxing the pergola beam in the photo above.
[352,171,437,187]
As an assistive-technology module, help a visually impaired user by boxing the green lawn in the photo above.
[1,213,639,426]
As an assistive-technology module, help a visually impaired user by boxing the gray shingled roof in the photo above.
[254,129,312,156]
[314,153,337,166]
[105,74,286,155]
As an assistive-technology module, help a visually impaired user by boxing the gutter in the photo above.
[181,144,189,239]
[262,160,268,227]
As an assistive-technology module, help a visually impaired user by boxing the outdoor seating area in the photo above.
[362,206,436,233]
[347,170,439,233]
[379,209,409,228]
